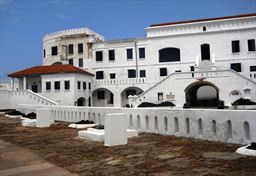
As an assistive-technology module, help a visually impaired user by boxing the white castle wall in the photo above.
[17,104,256,145]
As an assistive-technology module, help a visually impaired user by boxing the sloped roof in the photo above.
[8,64,94,78]
[150,13,256,27]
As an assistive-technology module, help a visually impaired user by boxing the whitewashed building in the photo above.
[6,13,256,108]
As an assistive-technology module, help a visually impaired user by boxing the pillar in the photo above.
[23,77,27,90]
[114,92,122,107]
[11,78,14,91]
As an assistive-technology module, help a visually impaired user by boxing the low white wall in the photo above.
[17,104,256,145]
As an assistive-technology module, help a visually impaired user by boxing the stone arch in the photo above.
[185,81,219,108]
[77,97,86,106]
[120,86,144,107]
[92,88,114,107]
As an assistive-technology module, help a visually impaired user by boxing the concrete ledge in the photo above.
[68,124,96,129]
[236,145,256,156]
[21,118,37,127]
[5,114,22,118]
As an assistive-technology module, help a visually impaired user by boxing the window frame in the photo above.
[139,48,145,59]
[77,81,81,90]
[78,58,83,67]
[140,70,146,78]
[68,44,74,55]
[128,69,136,78]
[51,46,58,56]
[248,39,256,52]
[108,50,115,61]
[78,43,83,54]
[46,81,51,91]
[54,81,60,90]
[126,48,133,60]
[83,82,86,90]
[64,80,70,90]
[160,68,168,76]
[232,40,240,53]
[96,51,103,62]
[96,71,104,79]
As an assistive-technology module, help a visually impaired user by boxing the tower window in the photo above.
[51,46,58,56]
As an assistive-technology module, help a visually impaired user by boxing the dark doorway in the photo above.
[31,85,38,93]
[77,97,86,106]
[109,93,114,104]
[185,81,219,108]
[201,44,210,60]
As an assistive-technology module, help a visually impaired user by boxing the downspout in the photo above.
[135,40,138,78]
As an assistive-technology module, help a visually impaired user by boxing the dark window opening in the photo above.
[97,91,105,99]
[127,48,133,59]
[51,46,58,56]
[159,48,180,62]
[126,89,136,98]
[128,69,136,78]
[231,63,242,72]
[68,58,73,65]
[232,40,240,53]
[88,82,91,90]
[78,43,83,53]
[175,70,181,72]
[201,44,210,60]
[248,39,255,51]
[54,81,60,90]
[109,50,115,61]
[109,93,114,104]
[43,49,45,58]
[83,82,86,90]
[96,71,104,79]
[139,48,145,59]
[79,58,83,67]
[64,81,70,90]
[250,66,256,72]
[46,82,51,90]
[110,73,116,79]
[140,70,146,78]
[160,68,167,76]
[68,44,73,54]
[77,81,81,89]
[96,51,103,61]
[203,26,206,31]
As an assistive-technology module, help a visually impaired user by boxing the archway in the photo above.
[185,81,219,108]
[77,97,86,106]
[120,86,144,107]
[92,88,114,107]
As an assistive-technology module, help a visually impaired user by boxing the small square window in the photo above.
[231,63,241,72]
[110,73,116,79]
[96,51,103,61]
[160,68,167,76]
[109,50,115,61]
[140,70,146,78]
[232,40,240,53]
[64,81,70,90]
[54,81,60,90]
[139,48,145,59]
[78,43,83,53]
[79,58,83,67]
[96,71,104,79]
[127,48,133,59]
[128,69,136,78]
[46,82,51,90]
[248,39,255,51]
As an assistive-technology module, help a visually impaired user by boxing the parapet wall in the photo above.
[18,104,256,145]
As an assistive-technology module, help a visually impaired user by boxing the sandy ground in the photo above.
[0,114,255,176]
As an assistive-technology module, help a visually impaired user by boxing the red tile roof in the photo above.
[150,13,256,27]
[8,64,94,78]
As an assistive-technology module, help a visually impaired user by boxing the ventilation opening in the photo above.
[243,121,250,140]
[198,119,203,135]
[145,115,149,129]
[164,117,168,131]
[137,115,141,129]
[129,115,133,128]
[227,120,232,139]
[174,117,179,133]
[212,120,217,136]
[154,116,159,130]
[186,118,190,134]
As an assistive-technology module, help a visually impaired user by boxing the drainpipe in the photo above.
[134,40,138,78]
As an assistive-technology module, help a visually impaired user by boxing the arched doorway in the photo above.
[185,81,219,108]
[77,97,86,106]
[121,87,144,107]
[92,88,114,107]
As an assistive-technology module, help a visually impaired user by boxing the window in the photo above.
[96,51,103,61]
[64,81,70,90]
[78,43,83,53]
[54,81,60,90]
[68,58,73,65]
[203,26,206,31]
[46,82,51,90]
[127,48,133,59]
[140,70,146,78]
[232,40,240,53]
[139,48,145,59]
[250,66,256,72]
[88,82,91,90]
[158,92,163,101]
[175,70,181,72]
[231,63,241,72]
[201,44,210,60]
[108,50,115,61]
[83,82,86,90]
[126,89,136,98]
[97,91,105,99]
[77,81,81,89]
[248,39,255,51]
[51,46,58,56]
[159,48,180,62]
[68,44,73,54]
[128,69,136,78]
[96,71,104,79]
[43,49,45,58]
[160,68,167,76]
[79,58,83,67]
[110,73,116,79]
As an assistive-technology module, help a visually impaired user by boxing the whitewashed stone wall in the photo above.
[17,104,256,145]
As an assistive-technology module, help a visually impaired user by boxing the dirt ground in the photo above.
[0,114,255,176]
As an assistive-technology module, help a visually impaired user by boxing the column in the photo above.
[11,78,14,91]
[23,77,27,90]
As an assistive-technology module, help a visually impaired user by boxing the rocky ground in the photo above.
[0,114,255,176]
